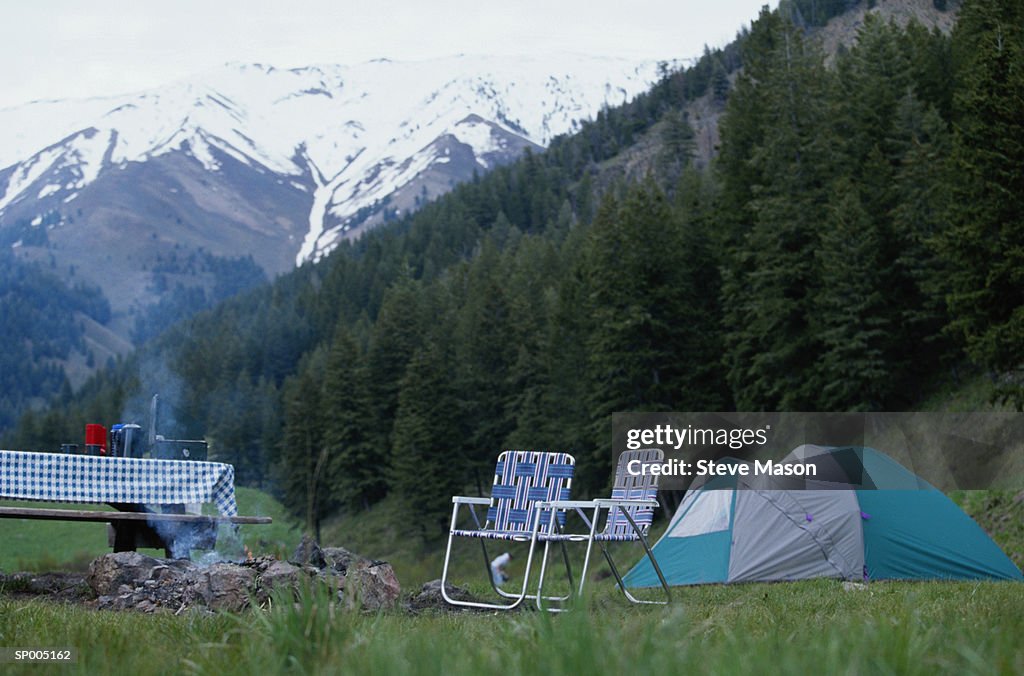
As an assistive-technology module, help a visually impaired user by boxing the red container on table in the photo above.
[85,423,107,456]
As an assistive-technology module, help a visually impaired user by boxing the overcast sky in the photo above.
[1,0,777,109]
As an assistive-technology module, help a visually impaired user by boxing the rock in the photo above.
[843,581,868,591]
[345,560,401,611]
[59,544,401,614]
[291,535,326,568]
[406,579,487,612]
[149,563,188,583]
[258,560,310,598]
[322,547,366,574]
[88,552,161,596]
[188,563,257,612]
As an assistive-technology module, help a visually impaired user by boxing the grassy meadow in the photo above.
[1,375,1022,675]
[1,578,1021,675]
[0,485,1022,675]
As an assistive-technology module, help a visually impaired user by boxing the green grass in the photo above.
[0,501,114,572]
[4,493,1018,676]
[0,579,1021,675]
[0,487,301,572]
[2,375,1022,675]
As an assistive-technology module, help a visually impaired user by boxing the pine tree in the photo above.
[814,181,892,410]
[579,180,713,488]
[278,354,329,536]
[890,96,957,391]
[943,0,1024,406]
[719,14,834,409]
[257,376,282,490]
[208,370,266,485]
[363,276,425,469]
[657,109,696,186]
[452,239,516,470]
[574,172,597,226]
[389,343,461,537]
[711,57,731,103]
[322,324,381,510]
[716,7,785,247]
[502,236,565,450]
[672,167,731,410]
[536,227,594,471]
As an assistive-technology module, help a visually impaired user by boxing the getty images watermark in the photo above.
[613,412,1024,491]
[622,422,818,479]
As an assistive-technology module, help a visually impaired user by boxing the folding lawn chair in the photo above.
[536,448,671,606]
[440,450,578,610]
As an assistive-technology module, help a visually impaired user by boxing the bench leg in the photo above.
[111,522,139,553]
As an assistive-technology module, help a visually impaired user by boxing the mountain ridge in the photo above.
[0,54,665,268]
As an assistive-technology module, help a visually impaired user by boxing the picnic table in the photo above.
[0,449,271,558]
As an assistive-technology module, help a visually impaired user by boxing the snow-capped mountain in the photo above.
[0,55,662,275]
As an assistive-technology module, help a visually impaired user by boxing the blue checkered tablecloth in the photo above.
[0,450,237,517]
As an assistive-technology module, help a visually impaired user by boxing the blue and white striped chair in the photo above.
[440,450,577,610]
[536,448,671,606]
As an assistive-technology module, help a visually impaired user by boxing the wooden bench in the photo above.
[0,505,272,559]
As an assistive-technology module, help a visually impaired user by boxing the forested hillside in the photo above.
[0,248,111,431]
[6,0,1021,540]
[0,233,266,433]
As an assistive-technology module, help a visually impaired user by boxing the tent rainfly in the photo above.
[624,445,1023,586]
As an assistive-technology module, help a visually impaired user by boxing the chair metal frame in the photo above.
[440,450,577,611]
[535,448,672,607]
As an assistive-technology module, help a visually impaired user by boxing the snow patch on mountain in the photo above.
[450,116,505,168]
[0,54,666,263]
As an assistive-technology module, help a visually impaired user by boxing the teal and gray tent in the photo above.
[624,446,1023,586]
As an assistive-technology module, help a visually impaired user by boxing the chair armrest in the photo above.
[593,498,659,508]
[537,500,598,509]
[451,496,491,505]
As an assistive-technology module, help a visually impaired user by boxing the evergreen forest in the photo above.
[4,0,1021,538]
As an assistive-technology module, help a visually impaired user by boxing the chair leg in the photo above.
[559,539,575,593]
[535,538,554,608]
[534,512,576,612]
[576,504,602,597]
[533,538,576,606]
[535,539,579,611]
[603,509,671,605]
[599,542,649,605]
[441,504,538,611]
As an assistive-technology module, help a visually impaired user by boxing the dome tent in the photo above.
[624,445,1023,587]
